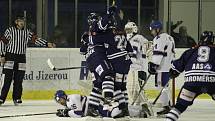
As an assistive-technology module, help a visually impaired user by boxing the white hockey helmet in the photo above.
[125,22,138,34]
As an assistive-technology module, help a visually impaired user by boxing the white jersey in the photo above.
[128,34,148,71]
[152,33,175,72]
[66,94,88,117]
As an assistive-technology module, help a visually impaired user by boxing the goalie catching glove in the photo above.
[148,62,159,75]
[56,109,70,117]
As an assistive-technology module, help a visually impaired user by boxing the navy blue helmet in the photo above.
[54,90,67,102]
[150,20,163,30]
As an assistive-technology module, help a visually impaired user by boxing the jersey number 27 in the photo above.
[115,35,127,51]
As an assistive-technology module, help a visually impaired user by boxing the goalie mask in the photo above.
[55,90,67,106]
[125,22,138,34]
[199,31,214,45]
[125,22,138,40]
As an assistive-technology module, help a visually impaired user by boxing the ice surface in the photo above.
[0,99,215,121]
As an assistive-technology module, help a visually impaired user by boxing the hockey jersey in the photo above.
[98,14,133,60]
[65,94,120,118]
[172,45,215,83]
[66,94,88,117]
[128,34,148,71]
[152,33,175,72]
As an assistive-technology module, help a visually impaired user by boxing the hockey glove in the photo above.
[169,68,180,79]
[108,6,118,15]
[148,62,159,75]
[56,109,70,117]
[81,32,89,42]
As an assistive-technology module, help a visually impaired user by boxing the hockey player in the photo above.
[165,31,215,121]
[54,90,121,118]
[148,20,175,115]
[80,13,116,117]
[124,22,149,104]
[97,6,133,117]
[55,90,88,117]
[124,22,153,117]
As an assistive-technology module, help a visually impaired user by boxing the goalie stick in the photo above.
[131,74,151,105]
[47,59,86,71]
[0,112,56,118]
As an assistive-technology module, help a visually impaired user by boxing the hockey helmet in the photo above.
[125,22,138,34]
[149,20,163,30]
[87,12,99,26]
[54,90,67,105]
[199,31,214,45]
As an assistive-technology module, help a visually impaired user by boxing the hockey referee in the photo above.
[0,14,54,105]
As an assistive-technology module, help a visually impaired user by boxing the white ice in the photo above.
[0,99,215,121]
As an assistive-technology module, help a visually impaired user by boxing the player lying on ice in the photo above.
[54,90,150,118]
[54,90,121,118]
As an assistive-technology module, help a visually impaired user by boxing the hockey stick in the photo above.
[0,112,56,118]
[131,74,151,105]
[47,59,86,71]
[152,80,171,105]
[112,0,115,6]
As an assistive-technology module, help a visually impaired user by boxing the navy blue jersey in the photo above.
[172,45,215,83]
[97,14,133,60]
[80,33,107,57]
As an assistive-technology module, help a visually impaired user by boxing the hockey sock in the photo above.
[122,81,129,106]
[102,76,114,98]
[114,90,126,110]
[165,108,181,121]
[89,87,103,109]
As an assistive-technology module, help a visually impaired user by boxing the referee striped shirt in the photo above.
[0,26,47,56]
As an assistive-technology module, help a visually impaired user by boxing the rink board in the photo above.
[0,48,211,100]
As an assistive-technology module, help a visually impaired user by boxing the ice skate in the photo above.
[157,106,171,116]
[86,106,101,117]
[141,103,152,117]
[0,99,4,106]
[13,99,22,106]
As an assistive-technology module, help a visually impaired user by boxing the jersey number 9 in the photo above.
[197,46,210,62]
